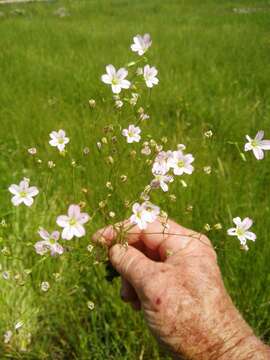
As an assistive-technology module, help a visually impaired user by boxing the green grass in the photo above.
[0,0,270,358]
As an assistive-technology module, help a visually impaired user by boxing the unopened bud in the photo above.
[89,99,96,108]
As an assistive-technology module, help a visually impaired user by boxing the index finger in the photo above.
[92,217,203,260]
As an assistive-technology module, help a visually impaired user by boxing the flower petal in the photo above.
[260,140,270,150]
[101,74,112,84]
[73,224,86,238]
[227,228,236,236]
[253,147,264,160]
[11,196,22,206]
[233,217,242,226]
[244,231,256,241]
[106,64,115,77]
[8,184,20,195]
[28,186,39,197]
[23,196,34,207]
[255,130,264,141]
[68,205,81,218]
[56,215,70,227]
[38,228,50,241]
[242,217,253,230]
[62,226,74,240]
[78,213,90,224]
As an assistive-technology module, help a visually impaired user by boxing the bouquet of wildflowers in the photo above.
[2,32,269,351]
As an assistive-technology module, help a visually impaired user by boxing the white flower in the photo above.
[14,321,24,330]
[152,151,172,175]
[87,301,95,310]
[227,217,256,249]
[203,166,212,174]
[4,330,12,344]
[204,130,213,138]
[115,100,123,108]
[49,129,69,152]
[130,201,160,230]
[122,124,141,143]
[131,33,152,56]
[34,228,64,256]
[130,92,139,106]
[143,65,159,88]
[151,174,174,192]
[168,150,194,176]
[57,204,90,240]
[244,130,270,160]
[140,112,150,121]
[8,178,39,207]
[101,65,130,94]
[28,147,37,155]
[141,145,151,155]
[41,281,50,292]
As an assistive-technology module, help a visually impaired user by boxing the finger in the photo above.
[120,277,138,303]
[109,244,155,295]
[92,220,130,246]
[124,218,204,260]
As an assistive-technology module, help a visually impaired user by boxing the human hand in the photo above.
[94,218,269,359]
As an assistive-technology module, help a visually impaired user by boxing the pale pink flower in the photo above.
[122,124,141,143]
[227,217,256,250]
[8,178,39,207]
[143,65,159,88]
[168,150,194,176]
[151,174,174,192]
[130,201,160,230]
[101,65,130,94]
[244,130,270,160]
[131,34,152,56]
[49,129,69,152]
[57,205,90,240]
[152,151,172,175]
[34,228,63,256]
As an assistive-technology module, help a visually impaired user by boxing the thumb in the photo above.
[109,244,155,295]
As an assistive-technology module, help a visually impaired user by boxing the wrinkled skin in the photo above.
[94,219,270,359]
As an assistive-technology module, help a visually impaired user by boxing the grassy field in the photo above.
[0,0,270,358]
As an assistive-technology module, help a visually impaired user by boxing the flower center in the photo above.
[19,191,27,198]
[58,138,64,144]
[251,139,259,148]
[236,228,245,237]
[69,218,77,226]
[49,238,55,245]
[178,160,185,168]
[111,77,119,85]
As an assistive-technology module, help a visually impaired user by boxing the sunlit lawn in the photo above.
[0,0,270,358]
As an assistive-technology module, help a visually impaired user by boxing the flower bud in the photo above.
[130,150,136,158]
[106,156,114,165]
[204,223,211,232]
[83,147,90,155]
[109,211,115,218]
[96,142,102,150]
[169,194,176,202]
[48,160,56,168]
[99,201,106,208]
[204,130,213,138]
[106,181,113,190]
[88,99,96,108]
[161,137,168,144]
[28,147,37,155]
[213,223,222,230]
